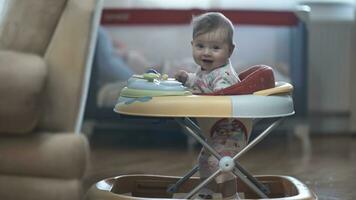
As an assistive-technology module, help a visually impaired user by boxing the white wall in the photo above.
[0,0,7,22]
[0,0,4,12]
[301,0,355,133]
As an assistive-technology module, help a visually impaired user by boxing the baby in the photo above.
[175,12,239,94]
[175,12,243,199]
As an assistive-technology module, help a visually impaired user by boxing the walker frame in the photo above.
[91,72,316,199]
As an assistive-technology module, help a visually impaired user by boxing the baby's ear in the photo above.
[229,44,235,56]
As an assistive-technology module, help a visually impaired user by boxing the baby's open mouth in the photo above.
[202,59,213,64]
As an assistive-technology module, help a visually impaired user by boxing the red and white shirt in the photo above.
[185,62,240,94]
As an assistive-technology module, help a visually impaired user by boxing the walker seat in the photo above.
[95,65,317,199]
[212,65,275,95]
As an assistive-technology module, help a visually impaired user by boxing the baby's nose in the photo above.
[203,48,212,55]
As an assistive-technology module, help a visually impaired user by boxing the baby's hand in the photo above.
[174,70,188,84]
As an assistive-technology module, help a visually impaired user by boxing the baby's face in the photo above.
[191,29,234,71]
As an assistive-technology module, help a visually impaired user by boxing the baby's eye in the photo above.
[196,44,204,49]
[213,46,221,50]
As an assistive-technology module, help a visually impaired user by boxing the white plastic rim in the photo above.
[231,95,295,118]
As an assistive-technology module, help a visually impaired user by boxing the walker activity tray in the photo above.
[115,65,294,118]
[90,66,316,199]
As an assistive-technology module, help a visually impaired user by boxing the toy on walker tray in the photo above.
[89,66,317,200]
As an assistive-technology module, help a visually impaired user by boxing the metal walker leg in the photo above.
[168,117,283,199]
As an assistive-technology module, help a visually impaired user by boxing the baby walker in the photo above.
[89,65,317,200]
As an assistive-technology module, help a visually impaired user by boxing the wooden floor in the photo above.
[84,132,356,200]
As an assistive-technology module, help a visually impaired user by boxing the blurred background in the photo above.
[84,0,356,138]
[1,0,354,199]
[80,0,356,199]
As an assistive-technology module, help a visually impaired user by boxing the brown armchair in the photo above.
[0,0,102,199]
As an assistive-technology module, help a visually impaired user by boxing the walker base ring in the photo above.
[88,174,317,200]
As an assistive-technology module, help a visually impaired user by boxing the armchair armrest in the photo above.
[0,51,47,134]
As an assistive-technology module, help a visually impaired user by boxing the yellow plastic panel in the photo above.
[253,82,293,96]
[115,95,232,118]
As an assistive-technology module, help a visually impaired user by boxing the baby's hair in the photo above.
[192,12,235,46]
